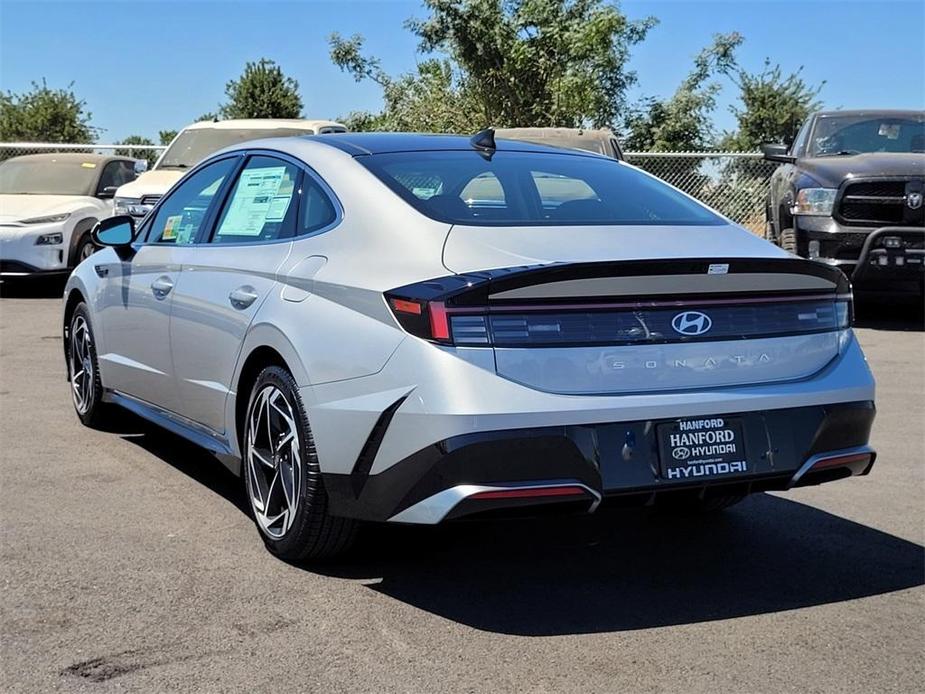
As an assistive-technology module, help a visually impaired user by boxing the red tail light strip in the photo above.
[447,292,852,314]
[469,485,590,500]
[788,445,876,488]
[809,452,873,470]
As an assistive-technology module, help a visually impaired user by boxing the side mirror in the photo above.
[98,186,119,199]
[92,215,136,247]
[761,143,796,164]
[133,160,148,175]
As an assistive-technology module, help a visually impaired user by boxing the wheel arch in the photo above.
[230,324,311,456]
[66,216,100,267]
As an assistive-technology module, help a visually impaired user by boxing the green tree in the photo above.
[219,59,303,119]
[0,79,97,142]
[330,0,656,132]
[115,134,158,167]
[721,60,823,150]
[158,129,178,145]
[622,32,742,151]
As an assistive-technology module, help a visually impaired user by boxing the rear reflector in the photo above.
[390,298,422,315]
[809,452,873,471]
[469,485,589,500]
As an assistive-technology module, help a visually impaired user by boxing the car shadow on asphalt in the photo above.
[110,412,249,514]
[319,496,924,635]
[110,417,924,636]
[0,277,67,299]
[854,294,923,331]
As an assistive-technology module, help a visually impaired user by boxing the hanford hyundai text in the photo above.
[63,131,877,560]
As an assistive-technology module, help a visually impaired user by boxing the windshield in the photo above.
[0,158,98,195]
[809,114,925,156]
[157,127,314,168]
[360,150,724,226]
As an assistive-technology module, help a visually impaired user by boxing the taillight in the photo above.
[385,261,853,347]
[387,296,455,344]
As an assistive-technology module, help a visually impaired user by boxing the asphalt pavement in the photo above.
[1,280,922,693]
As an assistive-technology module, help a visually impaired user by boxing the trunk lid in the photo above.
[388,255,852,395]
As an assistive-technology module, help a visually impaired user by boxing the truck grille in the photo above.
[837,179,924,226]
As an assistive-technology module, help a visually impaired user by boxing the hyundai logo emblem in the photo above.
[671,311,712,336]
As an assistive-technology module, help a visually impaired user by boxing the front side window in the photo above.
[147,158,236,244]
[360,150,724,226]
[97,161,136,194]
[212,156,301,243]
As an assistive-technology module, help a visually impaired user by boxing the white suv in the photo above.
[113,119,347,219]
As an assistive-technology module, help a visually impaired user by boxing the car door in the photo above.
[96,157,239,412]
[168,154,312,434]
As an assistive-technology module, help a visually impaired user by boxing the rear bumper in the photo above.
[323,400,876,523]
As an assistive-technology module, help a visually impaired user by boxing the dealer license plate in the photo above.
[657,416,748,481]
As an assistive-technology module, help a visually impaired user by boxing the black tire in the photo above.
[242,366,357,561]
[66,303,111,427]
[71,232,97,267]
[779,228,798,255]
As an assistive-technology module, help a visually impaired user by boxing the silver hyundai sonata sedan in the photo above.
[63,131,877,560]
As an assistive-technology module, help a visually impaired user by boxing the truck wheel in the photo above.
[779,228,798,255]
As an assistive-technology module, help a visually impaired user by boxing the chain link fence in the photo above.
[0,143,775,234]
[625,152,776,234]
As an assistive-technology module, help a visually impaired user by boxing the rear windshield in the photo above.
[158,128,313,169]
[359,151,724,226]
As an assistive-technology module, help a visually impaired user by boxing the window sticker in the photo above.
[175,222,197,245]
[218,166,289,236]
[878,123,901,140]
[265,195,292,222]
[162,214,183,241]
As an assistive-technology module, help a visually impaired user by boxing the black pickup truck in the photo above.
[763,109,924,294]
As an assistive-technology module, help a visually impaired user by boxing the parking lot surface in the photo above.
[1,282,923,693]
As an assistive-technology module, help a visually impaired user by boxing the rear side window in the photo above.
[360,151,724,226]
[300,176,338,234]
[212,156,301,243]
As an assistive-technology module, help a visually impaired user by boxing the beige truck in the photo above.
[495,127,624,159]
[113,118,347,219]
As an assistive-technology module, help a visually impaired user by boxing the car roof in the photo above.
[3,152,135,165]
[814,109,924,119]
[305,132,604,157]
[183,118,345,131]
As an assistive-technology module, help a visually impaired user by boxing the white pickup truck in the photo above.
[113,118,347,219]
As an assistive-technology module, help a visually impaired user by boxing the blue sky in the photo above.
[2,0,923,143]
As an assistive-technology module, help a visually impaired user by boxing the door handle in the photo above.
[229,286,259,310]
[151,276,174,299]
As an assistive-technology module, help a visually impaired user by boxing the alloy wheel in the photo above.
[69,315,94,414]
[246,385,302,539]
